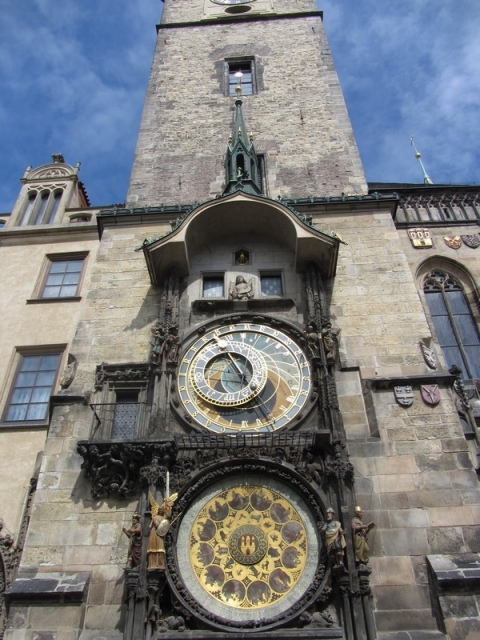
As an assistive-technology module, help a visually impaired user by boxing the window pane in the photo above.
[60,285,78,297]
[21,194,37,226]
[31,387,51,403]
[46,191,62,224]
[465,346,480,378]
[5,353,60,422]
[46,274,64,286]
[21,356,41,371]
[441,346,467,373]
[454,314,480,345]
[33,193,49,225]
[36,371,56,386]
[63,273,80,285]
[26,403,48,420]
[431,314,457,346]
[43,286,61,298]
[203,277,224,297]
[6,404,27,421]
[49,261,68,273]
[447,290,470,314]
[66,260,83,272]
[261,276,282,296]
[425,292,447,316]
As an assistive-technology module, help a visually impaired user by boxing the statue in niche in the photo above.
[162,326,180,365]
[321,508,346,567]
[321,322,340,363]
[352,506,375,565]
[305,324,321,358]
[150,323,165,365]
[229,275,254,300]
[148,492,178,570]
[122,513,142,568]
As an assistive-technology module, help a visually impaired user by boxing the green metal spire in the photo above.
[223,85,263,196]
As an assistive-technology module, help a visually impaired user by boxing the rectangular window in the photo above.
[5,353,61,422]
[228,61,253,96]
[261,274,283,297]
[41,256,85,299]
[203,275,224,298]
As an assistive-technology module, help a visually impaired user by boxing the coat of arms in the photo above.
[394,385,414,407]
[408,228,432,248]
[421,384,441,406]
[461,234,480,249]
[444,236,462,250]
[420,341,437,369]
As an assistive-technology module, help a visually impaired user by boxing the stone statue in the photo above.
[162,326,180,365]
[299,609,334,628]
[122,513,142,568]
[150,324,165,365]
[321,322,340,363]
[351,506,375,565]
[148,492,178,570]
[158,615,185,633]
[237,250,247,265]
[305,324,320,358]
[229,275,254,300]
[321,508,346,567]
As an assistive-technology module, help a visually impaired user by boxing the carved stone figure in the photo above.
[150,324,165,365]
[299,609,334,628]
[321,322,340,363]
[229,275,254,300]
[148,492,178,570]
[59,355,77,389]
[321,508,346,567]
[351,506,375,565]
[158,615,185,633]
[122,513,142,568]
[162,327,180,366]
[305,324,320,358]
[0,519,14,548]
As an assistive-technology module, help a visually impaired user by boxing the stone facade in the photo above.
[1,3,480,640]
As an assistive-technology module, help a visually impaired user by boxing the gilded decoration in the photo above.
[189,485,308,610]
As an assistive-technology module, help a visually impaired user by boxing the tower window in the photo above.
[424,270,480,379]
[41,256,85,299]
[260,274,283,297]
[4,352,61,422]
[228,61,253,96]
[20,189,64,226]
[203,275,225,298]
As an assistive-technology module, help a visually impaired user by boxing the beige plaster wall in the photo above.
[0,232,98,536]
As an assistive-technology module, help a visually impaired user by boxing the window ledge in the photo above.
[0,421,49,430]
[26,296,82,304]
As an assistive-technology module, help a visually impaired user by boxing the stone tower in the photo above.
[127,0,367,206]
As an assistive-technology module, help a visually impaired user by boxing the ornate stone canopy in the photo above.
[142,192,341,284]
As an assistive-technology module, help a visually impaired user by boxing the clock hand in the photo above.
[225,351,249,387]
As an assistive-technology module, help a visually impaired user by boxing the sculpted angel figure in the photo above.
[229,275,254,300]
[148,492,178,570]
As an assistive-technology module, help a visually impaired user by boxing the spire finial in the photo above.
[411,136,433,185]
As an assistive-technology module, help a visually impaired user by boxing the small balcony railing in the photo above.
[89,402,149,441]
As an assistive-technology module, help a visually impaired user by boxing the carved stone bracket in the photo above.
[94,362,152,391]
[77,441,178,498]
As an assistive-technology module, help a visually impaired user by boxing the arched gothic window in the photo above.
[423,269,480,379]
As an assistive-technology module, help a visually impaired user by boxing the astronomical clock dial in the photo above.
[190,486,307,609]
[177,323,311,434]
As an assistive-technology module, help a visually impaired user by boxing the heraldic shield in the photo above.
[421,384,441,406]
[394,386,414,407]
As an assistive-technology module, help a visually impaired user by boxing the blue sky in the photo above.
[0,0,479,211]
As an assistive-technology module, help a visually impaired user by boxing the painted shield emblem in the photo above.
[461,234,480,249]
[420,341,437,369]
[408,228,433,248]
[394,385,414,407]
[421,384,441,406]
[444,235,462,249]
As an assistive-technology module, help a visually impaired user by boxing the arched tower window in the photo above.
[423,269,480,379]
[20,188,64,226]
